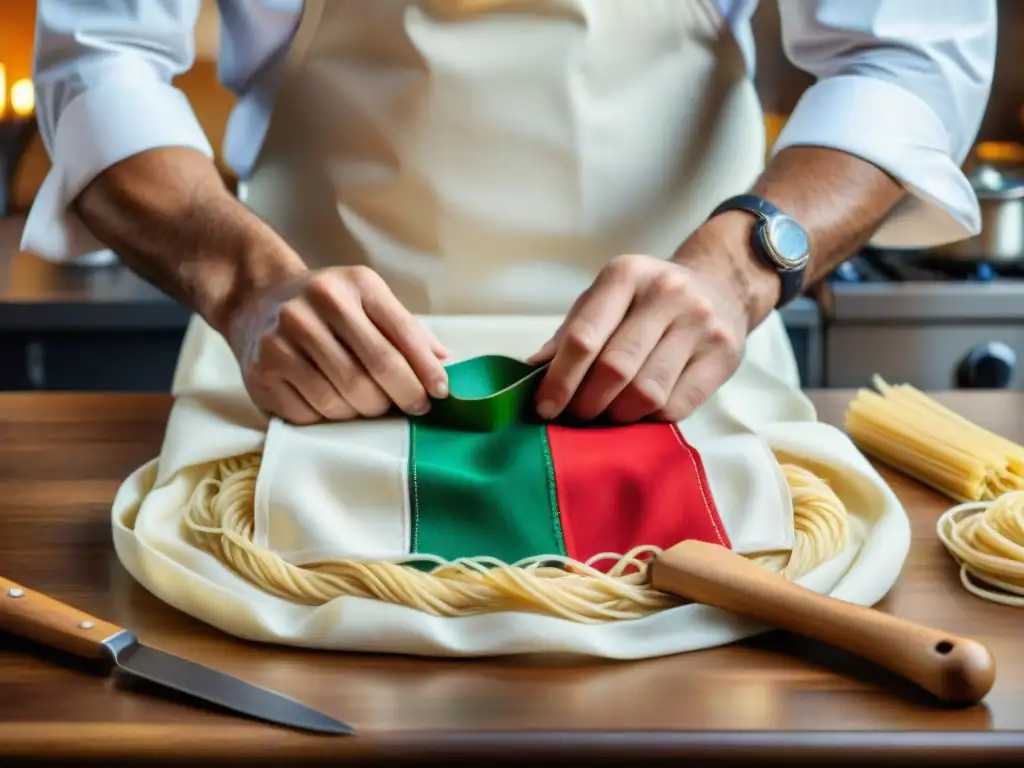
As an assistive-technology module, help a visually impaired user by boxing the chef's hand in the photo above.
[528,215,778,424]
[225,267,450,425]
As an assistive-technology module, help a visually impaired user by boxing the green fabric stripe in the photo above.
[410,420,566,564]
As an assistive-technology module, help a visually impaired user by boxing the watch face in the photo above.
[765,215,810,269]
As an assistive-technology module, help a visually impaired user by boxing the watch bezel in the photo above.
[761,213,810,271]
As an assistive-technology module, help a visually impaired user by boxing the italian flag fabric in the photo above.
[256,357,736,568]
[410,419,731,567]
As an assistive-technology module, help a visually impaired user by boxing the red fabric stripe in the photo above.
[546,422,730,571]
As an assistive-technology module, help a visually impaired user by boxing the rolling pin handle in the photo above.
[649,540,996,706]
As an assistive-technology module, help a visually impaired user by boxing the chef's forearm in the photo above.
[73,147,308,334]
[754,146,906,282]
[692,146,906,329]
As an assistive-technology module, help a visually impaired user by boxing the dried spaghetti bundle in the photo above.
[844,375,1024,503]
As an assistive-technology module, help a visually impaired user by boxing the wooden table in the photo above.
[0,392,1021,765]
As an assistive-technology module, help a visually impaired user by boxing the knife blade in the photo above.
[0,576,353,735]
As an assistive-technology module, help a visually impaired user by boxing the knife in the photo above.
[0,576,353,735]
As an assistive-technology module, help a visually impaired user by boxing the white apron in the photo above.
[109,0,911,658]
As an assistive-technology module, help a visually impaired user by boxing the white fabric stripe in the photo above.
[683,430,793,556]
[254,416,411,565]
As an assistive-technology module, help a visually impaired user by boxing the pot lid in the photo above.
[969,164,1024,199]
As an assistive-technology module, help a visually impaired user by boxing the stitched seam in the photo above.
[397,417,410,555]
[670,423,726,548]
[539,427,567,556]
[410,421,420,552]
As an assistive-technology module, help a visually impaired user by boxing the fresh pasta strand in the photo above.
[937,491,1024,607]
[180,453,849,623]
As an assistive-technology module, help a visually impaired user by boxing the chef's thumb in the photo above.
[527,337,558,364]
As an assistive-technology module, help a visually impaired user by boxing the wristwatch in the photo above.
[708,194,810,310]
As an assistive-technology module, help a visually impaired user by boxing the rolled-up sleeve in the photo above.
[22,0,213,261]
[773,0,997,248]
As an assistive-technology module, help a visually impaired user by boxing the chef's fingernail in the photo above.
[537,400,558,420]
[432,380,449,398]
[410,400,431,416]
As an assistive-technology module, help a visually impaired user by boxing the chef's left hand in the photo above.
[529,217,778,424]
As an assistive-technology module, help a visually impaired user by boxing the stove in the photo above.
[823,249,1024,390]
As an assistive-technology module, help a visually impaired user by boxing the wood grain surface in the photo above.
[0,391,1021,765]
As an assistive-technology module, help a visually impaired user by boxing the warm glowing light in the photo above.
[975,141,1024,164]
[10,79,34,118]
[0,64,6,116]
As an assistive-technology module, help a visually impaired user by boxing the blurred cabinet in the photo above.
[0,216,191,391]
[0,330,185,391]
[0,301,822,393]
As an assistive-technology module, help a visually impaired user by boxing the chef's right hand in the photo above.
[225,266,450,425]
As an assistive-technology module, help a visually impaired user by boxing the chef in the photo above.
[25,1,995,426]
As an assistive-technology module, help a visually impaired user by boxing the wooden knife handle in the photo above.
[0,576,126,661]
[649,541,996,705]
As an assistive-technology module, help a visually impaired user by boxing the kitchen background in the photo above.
[1,1,1022,392]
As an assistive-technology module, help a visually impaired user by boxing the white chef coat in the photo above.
[23,0,996,262]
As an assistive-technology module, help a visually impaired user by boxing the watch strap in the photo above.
[774,260,805,310]
[710,193,783,222]
[709,194,807,310]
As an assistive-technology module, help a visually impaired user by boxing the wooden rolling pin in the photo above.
[649,540,996,706]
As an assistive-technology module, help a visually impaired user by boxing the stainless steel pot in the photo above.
[934,164,1024,263]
